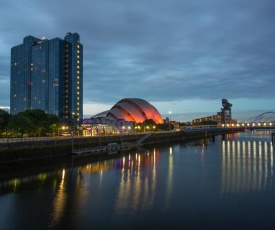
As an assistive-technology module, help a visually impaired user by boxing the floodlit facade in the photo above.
[10,33,83,124]
[82,117,134,136]
[83,98,163,136]
[103,98,163,124]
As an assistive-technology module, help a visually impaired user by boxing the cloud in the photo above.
[1,0,275,121]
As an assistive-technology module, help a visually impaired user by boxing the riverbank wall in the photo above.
[0,128,243,162]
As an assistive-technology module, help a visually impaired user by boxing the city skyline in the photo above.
[1,0,275,122]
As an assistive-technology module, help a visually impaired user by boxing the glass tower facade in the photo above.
[10,33,83,125]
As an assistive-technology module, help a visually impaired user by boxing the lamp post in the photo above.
[58,126,66,136]
[71,131,74,153]
[169,111,172,131]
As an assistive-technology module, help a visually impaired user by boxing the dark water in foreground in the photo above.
[0,130,275,230]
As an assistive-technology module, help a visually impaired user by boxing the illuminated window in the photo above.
[77,71,80,74]
[77,55,80,59]
[77,81,79,84]
[77,61,80,64]
[77,66,79,69]
[77,91,80,95]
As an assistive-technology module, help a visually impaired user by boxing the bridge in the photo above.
[182,111,275,131]
[235,111,275,130]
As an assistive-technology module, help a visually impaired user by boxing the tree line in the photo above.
[0,109,61,138]
[0,108,177,138]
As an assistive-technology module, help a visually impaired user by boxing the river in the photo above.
[0,130,274,229]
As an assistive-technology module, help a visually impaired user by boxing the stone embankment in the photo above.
[0,128,243,163]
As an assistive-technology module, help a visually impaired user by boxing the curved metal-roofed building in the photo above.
[105,98,163,124]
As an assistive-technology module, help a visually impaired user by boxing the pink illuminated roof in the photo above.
[106,98,163,124]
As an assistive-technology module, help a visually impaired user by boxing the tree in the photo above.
[7,114,36,137]
[0,109,11,136]
[18,109,61,136]
[47,114,62,136]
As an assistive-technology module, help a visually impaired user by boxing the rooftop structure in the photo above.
[93,98,164,124]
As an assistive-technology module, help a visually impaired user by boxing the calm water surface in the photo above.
[0,130,275,229]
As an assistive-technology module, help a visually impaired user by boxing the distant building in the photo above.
[220,99,232,124]
[82,117,134,136]
[92,98,164,124]
[192,99,233,125]
[83,98,163,135]
[193,115,219,124]
[10,32,83,124]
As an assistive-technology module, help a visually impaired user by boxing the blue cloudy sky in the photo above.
[0,0,275,122]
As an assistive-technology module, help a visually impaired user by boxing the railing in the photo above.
[0,137,53,143]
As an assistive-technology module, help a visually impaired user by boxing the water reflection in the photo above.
[115,149,159,212]
[50,169,66,228]
[165,147,173,210]
[221,139,274,194]
[1,131,275,229]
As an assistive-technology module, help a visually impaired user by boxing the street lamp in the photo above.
[58,126,66,136]
[169,111,172,131]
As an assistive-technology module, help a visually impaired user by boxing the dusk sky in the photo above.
[1,0,275,122]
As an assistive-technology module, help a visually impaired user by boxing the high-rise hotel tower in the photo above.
[10,32,83,124]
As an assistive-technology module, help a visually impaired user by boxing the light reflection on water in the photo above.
[221,139,274,194]
[0,130,275,229]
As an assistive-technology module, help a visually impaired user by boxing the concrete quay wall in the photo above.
[0,128,243,162]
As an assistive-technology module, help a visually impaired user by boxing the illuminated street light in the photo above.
[169,111,172,131]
